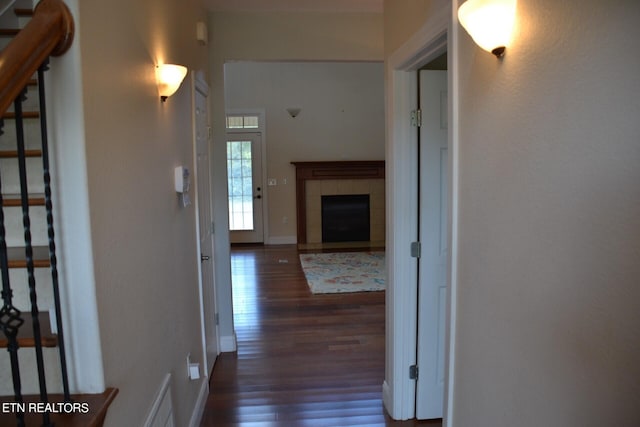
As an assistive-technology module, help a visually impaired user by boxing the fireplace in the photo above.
[291,161,385,245]
[321,194,370,242]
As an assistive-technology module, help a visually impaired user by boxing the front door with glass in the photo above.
[227,133,264,243]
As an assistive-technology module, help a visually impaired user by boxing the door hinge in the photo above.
[410,241,421,258]
[409,365,419,380]
[207,126,212,139]
[211,221,215,234]
[411,109,422,127]
[215,313,220,325]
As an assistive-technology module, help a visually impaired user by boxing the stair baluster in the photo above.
[0,109,25,427]
[15,87,52,427]
[38,61,71,403]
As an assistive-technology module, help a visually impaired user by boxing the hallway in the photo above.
[200,245,440,426]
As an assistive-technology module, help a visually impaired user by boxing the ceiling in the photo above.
[203,0,383,13]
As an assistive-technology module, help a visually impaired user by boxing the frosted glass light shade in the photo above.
[458,0,517,57]
[156,64,188,101]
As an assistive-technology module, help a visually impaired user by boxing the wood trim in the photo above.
[6,246,51,268]
[3,111,40,119]
[15,8,35,17]
[0,0,74,117]
[0,149,43,158]
[0,29,20,37]
[0,388,118,427]
[291,161,385,244]
[0,311,58,348]
[2,196,46,207]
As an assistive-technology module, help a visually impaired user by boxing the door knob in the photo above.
[254,194,262,199]
[201,255,211,261]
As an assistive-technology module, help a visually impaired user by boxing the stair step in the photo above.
[2,195,46,207]
[0,388,118,427]
[0,28,20,37]
[0,149,42,158]
[6,246,51,268]
[14,9,34,17]
[2,112,40,119]
[0,311,57,348]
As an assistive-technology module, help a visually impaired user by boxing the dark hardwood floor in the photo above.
[200,245,441,427]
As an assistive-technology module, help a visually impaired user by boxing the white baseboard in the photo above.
[382,380,393,418]
[266,235,297,245]
[219,333,237,352]
[188,378,209,427]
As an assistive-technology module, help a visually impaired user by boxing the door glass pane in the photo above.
[243,116,259,128]
[225,115,260,129]
[227,116,244,129]
[227,140,254,230]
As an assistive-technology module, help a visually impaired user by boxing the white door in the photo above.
[416,69,448,419]
[194,78,219,375]
[227,133,264,243]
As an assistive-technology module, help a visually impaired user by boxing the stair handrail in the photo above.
[0,0,74,116]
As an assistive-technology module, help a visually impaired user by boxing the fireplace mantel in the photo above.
[291,161,385,244]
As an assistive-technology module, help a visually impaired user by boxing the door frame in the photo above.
[384,2,459,425]
[225,108,268,244]
[192,72,219,376]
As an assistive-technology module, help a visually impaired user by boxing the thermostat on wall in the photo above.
[175,166,191,207]
[175,166,190,193]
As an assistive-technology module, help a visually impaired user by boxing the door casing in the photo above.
[384,2,459,426]
[192,72,220,377]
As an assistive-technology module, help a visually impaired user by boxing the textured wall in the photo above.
[75,0,210,425]
[383,0,640,424]
[453,0,640,425]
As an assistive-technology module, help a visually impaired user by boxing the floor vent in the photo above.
[144,374,175,427]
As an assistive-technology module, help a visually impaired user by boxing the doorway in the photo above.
[384,3,457,425]
[226,131,265,244]
[193,74,220,376]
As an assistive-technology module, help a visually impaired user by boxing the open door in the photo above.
[416,69,448,419]
[194,76,219,375]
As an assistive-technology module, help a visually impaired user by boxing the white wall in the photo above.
[453,0,640,425]
[385,0,640,425]
[224,61,384,242]
[71,0,210,425]
[209,10,383,349]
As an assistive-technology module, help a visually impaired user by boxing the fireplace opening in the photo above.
[321,194,370,242]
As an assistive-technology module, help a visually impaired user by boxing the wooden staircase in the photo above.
[0,1,117,425]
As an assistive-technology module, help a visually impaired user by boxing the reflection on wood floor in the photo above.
[200,244,441,427]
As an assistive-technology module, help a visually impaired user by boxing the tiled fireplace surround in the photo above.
[291,161,385,246]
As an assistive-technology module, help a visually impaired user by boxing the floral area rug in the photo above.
[299,251,385,294]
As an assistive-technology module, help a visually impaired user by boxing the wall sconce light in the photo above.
[156,64,188,102]
[458,0,517,58]
[286,107,301,118]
